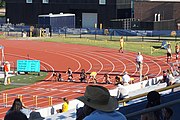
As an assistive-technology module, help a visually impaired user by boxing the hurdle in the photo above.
[48,96,53,106]
[33,95,38,108]
[150,46,161,54]
[2,93,7,107]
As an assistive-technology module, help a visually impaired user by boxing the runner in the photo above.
[88,72,97,84]
[119,36,124,53]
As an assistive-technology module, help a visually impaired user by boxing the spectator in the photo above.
[6,98,32,118]
[29,111,44,120]
[56,97,69,113]
[76,85,127,120]
[122,72,130,86]
[175,43,179,60]
[102,74,112,84]
[156,70,167,84]
[162,70,168,83]
[88,72,97,84]
[66,68,73,82]
[79,69,87,82]
[115,75,122,85]
[173,66,180,76]
[167,69,175,86]
[4,111,28,120]
[141,91,173,120]
[116,84,129,101]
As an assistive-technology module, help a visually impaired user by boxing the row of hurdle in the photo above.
[1,93,61,108]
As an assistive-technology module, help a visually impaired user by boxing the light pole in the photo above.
[7,18,10,36]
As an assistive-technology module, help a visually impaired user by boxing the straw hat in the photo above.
[76,85,118,112]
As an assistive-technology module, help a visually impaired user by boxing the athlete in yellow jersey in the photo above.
[88,72,97,84]
[119,36,124,53]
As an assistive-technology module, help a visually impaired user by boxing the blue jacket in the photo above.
[84,110,127,120]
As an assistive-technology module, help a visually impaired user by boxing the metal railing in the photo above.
[125,99,180,119]
[118,83,180,106]
[117,83,180,119]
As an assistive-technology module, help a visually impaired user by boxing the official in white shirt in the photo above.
[136,52,143,72]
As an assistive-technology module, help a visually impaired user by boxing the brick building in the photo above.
[134,0,180,30]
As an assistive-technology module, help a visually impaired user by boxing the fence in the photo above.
[1,92,62,109]
[1,24,180,41]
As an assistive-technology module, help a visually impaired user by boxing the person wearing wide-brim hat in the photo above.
[76,85,127,120]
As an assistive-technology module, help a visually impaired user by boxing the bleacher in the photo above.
[119,90,180,120]
[41,77,180,120]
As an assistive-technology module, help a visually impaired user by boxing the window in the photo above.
[42,0,49,4]
[99,0,106,5]
[26,0,32,3]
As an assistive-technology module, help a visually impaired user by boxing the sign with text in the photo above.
[17,60,40,72]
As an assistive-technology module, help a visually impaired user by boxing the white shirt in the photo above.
[117,84,129,99]
[122,74,130,83]
[20,108,32,118]
[167,48,171,53]
[136,55,143,63]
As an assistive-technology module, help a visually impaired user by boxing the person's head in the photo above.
[146,91,161,108]
[4,111,28,120]
[76,85,118,112]
[81,69,85,73]
[63,97,69,104]
[168,44,171,48]
[10,98,23,111]
[104,74,108,77]
[167,69,172,74]
[138,52,141,55]
[124,71,128,75]
[29,112,44,120]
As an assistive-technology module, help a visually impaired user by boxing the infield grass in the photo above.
[0,72,47,91]
[42,35,180,56]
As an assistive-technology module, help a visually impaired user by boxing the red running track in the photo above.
[0,39,171,119]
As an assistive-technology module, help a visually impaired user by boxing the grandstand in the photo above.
[43,79,180,119]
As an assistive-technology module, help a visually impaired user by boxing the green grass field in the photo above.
[0,72,47,91]
[42,35,179,56]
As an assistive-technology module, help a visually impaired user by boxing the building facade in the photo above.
[134,0,180,30]
[6,0,132,28]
